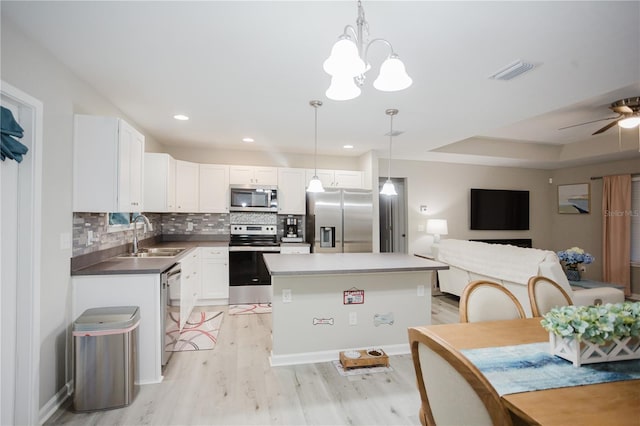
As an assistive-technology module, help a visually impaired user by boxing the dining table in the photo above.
[412,318,640,425]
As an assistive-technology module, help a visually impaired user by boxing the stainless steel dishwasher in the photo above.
[161,263,181,368]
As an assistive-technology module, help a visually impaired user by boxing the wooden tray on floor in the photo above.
[339,349,389,369]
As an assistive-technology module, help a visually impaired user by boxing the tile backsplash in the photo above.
[72,212,229,256]
[72,212,305,256]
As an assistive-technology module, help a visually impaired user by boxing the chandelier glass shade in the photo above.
[307,100,325,193]
[324,1,412,101]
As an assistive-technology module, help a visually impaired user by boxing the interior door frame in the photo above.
[1,80,43,425]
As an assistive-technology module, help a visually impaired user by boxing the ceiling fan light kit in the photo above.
[324,0,412,101]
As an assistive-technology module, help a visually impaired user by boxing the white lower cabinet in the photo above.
[72,274,163,384]
[199,247,229,304]
[179,249,201,329]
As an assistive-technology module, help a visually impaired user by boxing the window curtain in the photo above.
[602,174,631,295]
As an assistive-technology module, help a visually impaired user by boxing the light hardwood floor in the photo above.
[47,294,460,426]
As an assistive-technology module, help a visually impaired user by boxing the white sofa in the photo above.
[434,239,625,317]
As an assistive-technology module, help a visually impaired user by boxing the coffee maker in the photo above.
[282,216,302,242]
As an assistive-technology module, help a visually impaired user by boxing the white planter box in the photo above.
[550,332,640,367]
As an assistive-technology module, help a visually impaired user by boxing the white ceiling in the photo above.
[3,1,640,168]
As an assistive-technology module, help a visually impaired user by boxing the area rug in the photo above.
[165,311,223,352]
[228,303,272,315]
[332,360,394,377]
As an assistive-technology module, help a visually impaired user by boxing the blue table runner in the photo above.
[461,342,640,396]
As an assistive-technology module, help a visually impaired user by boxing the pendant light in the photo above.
[307,100,325,193]
[380,108,398,196]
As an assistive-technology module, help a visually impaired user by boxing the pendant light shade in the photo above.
[380,179,397,196]
[326,75,361,101]
[307,100,325,193]
[380,108,398,196]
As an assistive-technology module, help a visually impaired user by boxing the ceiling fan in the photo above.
[560,96,640,135]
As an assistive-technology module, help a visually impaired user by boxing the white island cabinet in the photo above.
[72,274,163,384]
[263,252,448,366]
[73,115,145,212]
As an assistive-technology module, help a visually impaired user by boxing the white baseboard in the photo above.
[39,380,72,425]
[269,343,410,367]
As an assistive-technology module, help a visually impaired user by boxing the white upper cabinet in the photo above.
[73,115,145,212]
[144,153,176,212]
[175,160,199,212]
[229,165,278,185]
[305,169,363,189]
[199,164,229,213]
[277,168,306,214]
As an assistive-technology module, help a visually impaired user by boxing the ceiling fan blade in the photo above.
[558,116,619,130]
[592,119,620,135]
[611,105,634,114]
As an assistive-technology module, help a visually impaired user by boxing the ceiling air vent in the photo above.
[489,60,535,81]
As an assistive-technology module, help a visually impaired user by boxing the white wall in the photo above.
[0,19,164,412]
[549,157,640,283]
[382,159,552,255]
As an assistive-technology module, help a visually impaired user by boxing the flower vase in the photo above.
[565,266,581,281]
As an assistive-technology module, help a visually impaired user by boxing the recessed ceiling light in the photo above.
[173,114,189,121]
[343,145,354,149]
[242,137,255,143]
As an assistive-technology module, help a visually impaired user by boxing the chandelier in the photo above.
[323,0,412,101]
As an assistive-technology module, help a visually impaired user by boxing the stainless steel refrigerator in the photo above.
[306,188,373,253]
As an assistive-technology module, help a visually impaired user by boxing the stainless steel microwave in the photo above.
[229,185,278,212]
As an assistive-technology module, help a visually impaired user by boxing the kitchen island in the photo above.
[263,252,448,366]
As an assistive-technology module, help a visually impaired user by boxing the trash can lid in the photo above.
[73,306,140,332]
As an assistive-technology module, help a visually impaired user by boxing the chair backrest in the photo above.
[408,326,513,426]
[528,275,573,317]
[460,280,526,323]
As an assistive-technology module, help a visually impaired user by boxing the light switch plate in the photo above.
[417,285,425,296]
[59,232,71,250]
[282,289,292,303]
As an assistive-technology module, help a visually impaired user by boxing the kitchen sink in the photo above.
[118,247,186,258]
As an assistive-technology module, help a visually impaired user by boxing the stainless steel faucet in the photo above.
[132,214,153,254]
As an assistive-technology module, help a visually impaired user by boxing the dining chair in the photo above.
[528,275,573,317]
[408,326,513,426]
[459,280,526,323]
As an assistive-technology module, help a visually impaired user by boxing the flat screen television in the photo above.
[470,188,529,230]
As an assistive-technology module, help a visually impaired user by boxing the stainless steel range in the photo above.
[228,224,280,304]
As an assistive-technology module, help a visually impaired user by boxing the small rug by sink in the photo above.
[228,303,272,315]
[166,311,223,352]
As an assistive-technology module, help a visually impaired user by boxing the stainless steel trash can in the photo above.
[73,306,140,411]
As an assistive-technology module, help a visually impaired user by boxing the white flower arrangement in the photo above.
[541,302,640,345]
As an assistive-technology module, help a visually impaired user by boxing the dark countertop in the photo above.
[71,241,228,276]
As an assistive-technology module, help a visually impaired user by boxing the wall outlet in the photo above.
[349,312,357,325]
[417,284,425,296]
[186,221,194,231]
[282,289,292,303]
[87,230,93,246]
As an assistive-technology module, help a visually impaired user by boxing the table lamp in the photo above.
[427,219,448,243]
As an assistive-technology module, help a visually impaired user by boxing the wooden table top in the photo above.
[415,318,640,426]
